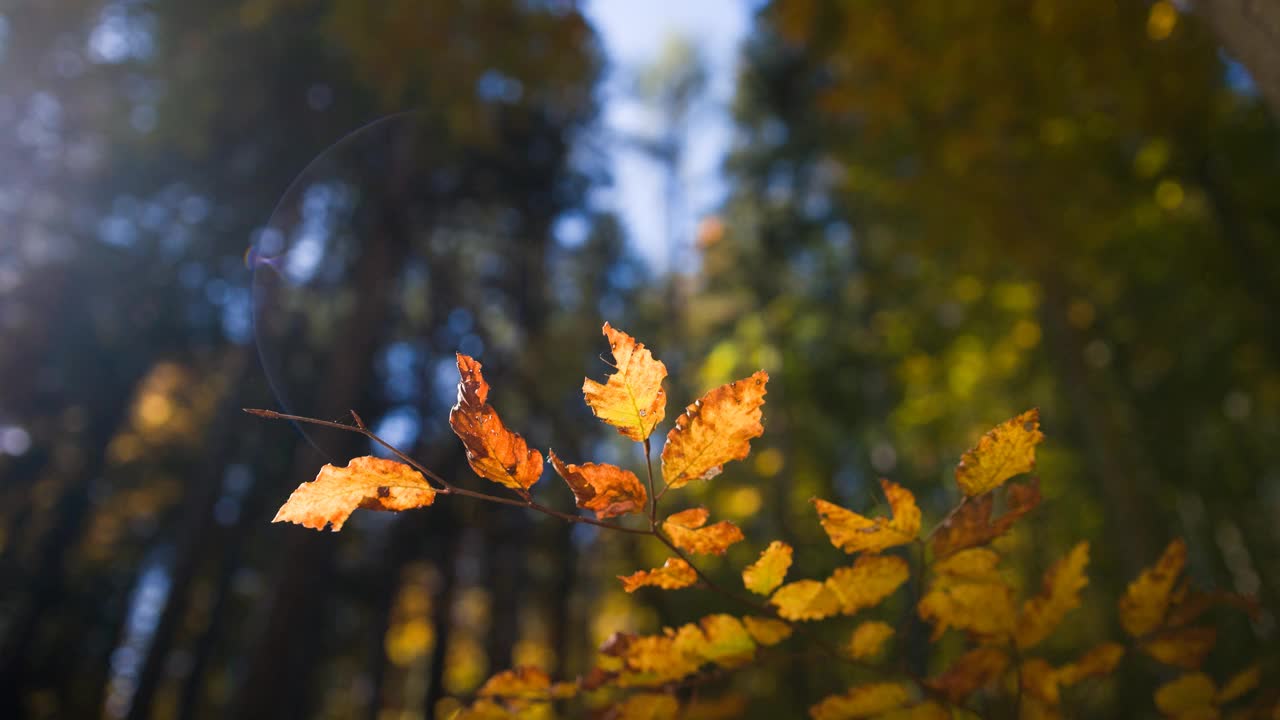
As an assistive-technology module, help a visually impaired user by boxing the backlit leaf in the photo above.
[933,548,1003,584]
[615,693,679,720]
[619,558,698,593]
[848,621,894,660]
[925,646,1008,703]
[1020,659,1062,704]
[548,450,646,519]
[661,371,768,489]
[582,323,668,442]
[1016,542,1090,649]
[1142,627,1216,669]
[813,479,921,554]
[808,682,911,720]
[771,579,842,621]
[932,479,1042,558]
[1154,673,1217,718]
[689,614,756,667]
[743,616,792,646]
[662,507,745,556]
[1216,665,1259,704]
[273,456,436,532]
[450,354,543,492]
[1119,539,1187,637]
[743,541,793,596]
[1056,643,1125,686]
[477,666,551,699]
[825,554,910,615]
[954,409,1043,496]
[919,582,1016,640]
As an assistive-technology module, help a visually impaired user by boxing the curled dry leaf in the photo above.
[848,621,895,660]
[1016,542,1090,649]
[742,540,793,596]
[1119,538,1188,637]
[549,450,646,519]
[955,408,1044,496]
[771,579,841,622]
[582,323,668,442]
[273,456,436,532]
[449,354,543,491]
[932,479,1042,558]
[662,507,745,556]
[812,479,921,554]
[825,554,910,615]
[661,371,768,489]
[619,557,698,593]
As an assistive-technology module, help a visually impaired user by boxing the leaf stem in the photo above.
[642,437,658,528]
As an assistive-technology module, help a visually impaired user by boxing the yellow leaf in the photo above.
[918,582,1016,640]
[690,614,756,667]
[1143,627,1217,669]
[933,479,1041,558]
[743,616,793,646]
[813,479,921,554]
[582,323,668,442]
[875,702,950,720]
[1016,542,1090,649]
[808,682,912,720]
[1155,673,1218,718]
[925,646,1008,703]
[273,456,436,532]
[1216,665,1259,704]
[452,699,514,720]
[1120,539,1187,637]
[848,621,894,660]
[743,541,793,596]
[825,555,910,615]
[662,507,745,556]
[1020,659,1062,704]
[548,450,646,519]
[933,548,1003,584]
[450,354,543,491]
[477,666,551,699]
[771,580,842,621]
[954,409,1043,496]
[619,558,698,593]
[661,371,768,489]
[614,693,679,720]
[1056,643,1125,687]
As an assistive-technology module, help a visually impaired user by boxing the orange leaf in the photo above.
[743,616,793,646]
[273,456,436,532]
[449,354,543,491]
[955,409,1044,496]
[661,371,768,489]
[619,558,698,593]
[809,683,912,720]
[848,621,895,660]
[932,479,1042,558]
[925,646,1009,703]
[548,450,646,519]
[771,580,841,621]
[813,479,921,554]
[1016,542,1090,649]
[582,323,668,442]
[477,666,551,699]
[662,508,745,556]
[1119,539,1187,637]
[825,555,910,615]
[1143,627,1217,669]
[742,541,793,596]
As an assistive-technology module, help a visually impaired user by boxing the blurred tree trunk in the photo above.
[1199,0,1280,114]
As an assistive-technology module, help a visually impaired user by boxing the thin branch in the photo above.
[922,495,968,543]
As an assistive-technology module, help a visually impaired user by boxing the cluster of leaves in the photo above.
[258,324,1271,719]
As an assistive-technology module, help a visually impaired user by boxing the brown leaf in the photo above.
[582,323,668,442]
[955,409,1044,496]
[1119,539,1187,637]
[661,371,768,489]
[662,508,745,556]
[619,558,698,593]
[449,354,543,492]
[932,479,1042,558]
[813,479,921,554]
[273,456,436,532]
[926,646,1009,703]
[548,450,646,519]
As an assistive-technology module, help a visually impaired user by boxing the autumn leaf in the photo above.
[684,615,756,667]
[955,409,1044,496]
[932,479,1042,558]
[1119,539,1188,637]
[919,581,1016,641]
[771,579,841,622]
[1018,643,1125,709]
[619,558,698,593]
[662,507,745,556]
[452,699,513,720]
[925,646,1008,703]
[548,450,645,519]
[825,554,910,615]
[812,479,921,554]
[449,354,543,492]
[1142,627,1216,669]
[1216,665,1259,704]
[875,702,950,720]
[933,548,1004,584]
[1055,643,1125,687]
[477,666,552,699]
[1016,542,1090,648]
[582,323,668,442]
[661,371,768,489]
[1154,672,1217,719]
[743,541,793,596]
[273,456,436,532]
[848,621,894,660]
[614,693,679,720]
[809,682,911,720]
[743,616,792,646]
